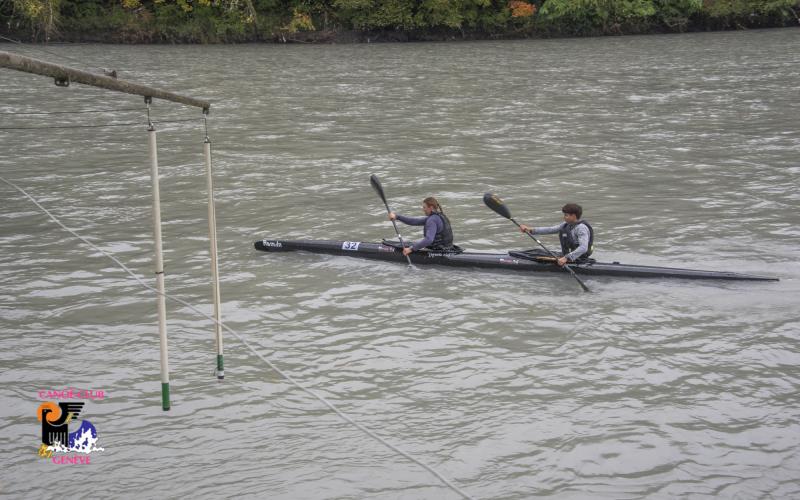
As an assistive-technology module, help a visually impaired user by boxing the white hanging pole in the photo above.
[203,115,224,380]
[1,52,212,410]
[147,99,171,411]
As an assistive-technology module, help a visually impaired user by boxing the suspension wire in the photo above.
[0,34,114,76]
[0,175,475,500]
[146,97,153,129]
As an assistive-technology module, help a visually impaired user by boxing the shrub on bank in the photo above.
[3,0,798,43]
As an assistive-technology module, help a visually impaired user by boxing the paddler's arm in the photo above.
[390,212,427,226]
[561,225,591,265]
[519,222,570,266]
[403,216,439,256]
[519,223,561,235]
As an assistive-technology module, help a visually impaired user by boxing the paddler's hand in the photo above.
[557,256,568,267]
[402,247,413,256]
[388,212,397,221]
[519,224,533,234]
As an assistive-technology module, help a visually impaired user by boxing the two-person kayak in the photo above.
[254,238,778,282]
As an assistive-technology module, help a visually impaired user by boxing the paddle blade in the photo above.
[483,192,512,219]
[370,174,387,204]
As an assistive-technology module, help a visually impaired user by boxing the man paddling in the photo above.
[519,203,594,267]
[389,197,456,256]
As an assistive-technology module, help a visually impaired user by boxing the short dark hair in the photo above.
[562,203,582,219]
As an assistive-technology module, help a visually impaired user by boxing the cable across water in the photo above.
[0,175,475,500]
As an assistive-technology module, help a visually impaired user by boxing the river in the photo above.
[1,28,799,498]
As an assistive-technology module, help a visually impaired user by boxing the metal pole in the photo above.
[148,123,171,411]
[204,133,224,380]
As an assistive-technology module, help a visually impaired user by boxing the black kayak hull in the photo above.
[254,238,778,281]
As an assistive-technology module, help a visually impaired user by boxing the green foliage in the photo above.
[283,8,314,31]
[333,0,415,30]
[539,0,657,34]
[2,0,798,42]
[654,0,700,30]
[413,0,464,29]
[330,0,519,31]
[7,0,63,40]
[704,0,794,17]
[703,0,800,28]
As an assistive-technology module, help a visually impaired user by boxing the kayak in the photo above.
[253,238,778,282]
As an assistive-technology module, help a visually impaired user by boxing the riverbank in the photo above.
[2,0,798,44]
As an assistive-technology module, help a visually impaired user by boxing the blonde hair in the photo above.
[423,196,443,213]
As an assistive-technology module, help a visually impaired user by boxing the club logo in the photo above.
[36,389,105,464]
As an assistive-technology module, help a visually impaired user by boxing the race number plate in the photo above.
[341,241,360,251]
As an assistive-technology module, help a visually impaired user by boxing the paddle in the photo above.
[483,192,590,292]
[370,174,413,266]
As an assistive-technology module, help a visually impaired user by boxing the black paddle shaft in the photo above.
[506,217,558,258]
[370,174,414,266]
[483,192,590,292]
[514,218,590,292]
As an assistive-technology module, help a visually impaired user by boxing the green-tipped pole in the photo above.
[204,132,224,380]
[148,117,171,411]
[161,383,170,411]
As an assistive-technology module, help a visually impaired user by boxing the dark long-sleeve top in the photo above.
[395,214,442,251]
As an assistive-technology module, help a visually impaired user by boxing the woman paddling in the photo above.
[389,197,457,256]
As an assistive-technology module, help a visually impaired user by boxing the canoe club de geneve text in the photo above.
[38,388,106,400]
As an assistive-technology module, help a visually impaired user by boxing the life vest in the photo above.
[559,220,594,260]
[428,212,454,250]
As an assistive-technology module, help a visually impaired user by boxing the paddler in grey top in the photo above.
[389,196,455,256]
[519,203,594,267]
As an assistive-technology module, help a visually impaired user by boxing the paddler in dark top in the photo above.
[389,197,455,256]
[519,203,594,267]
